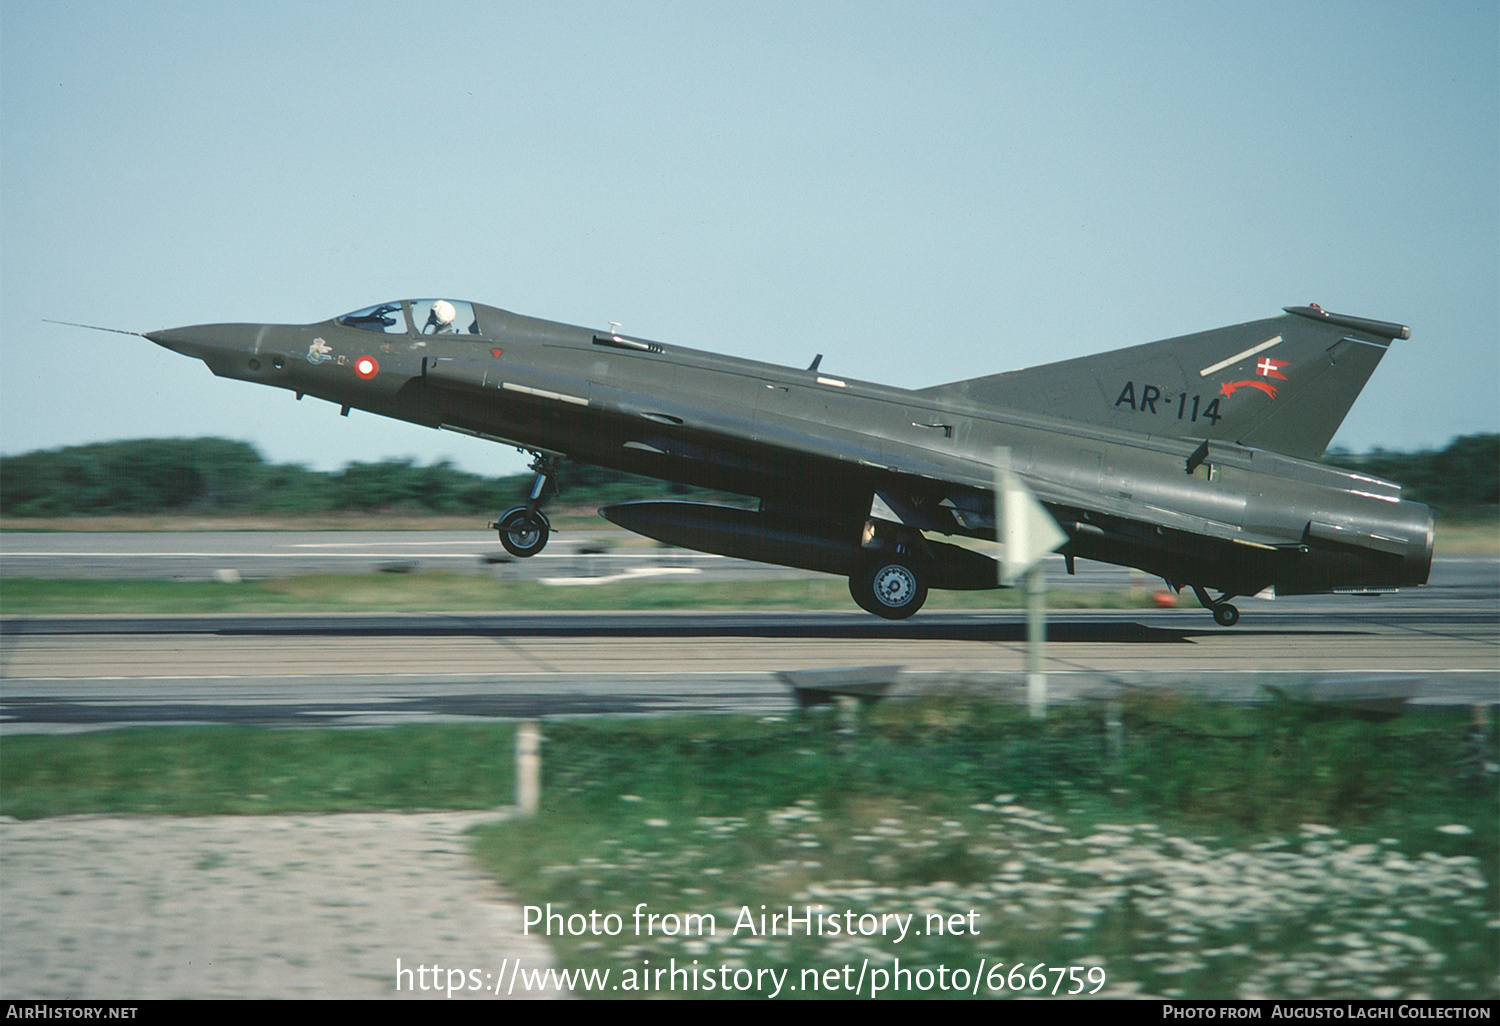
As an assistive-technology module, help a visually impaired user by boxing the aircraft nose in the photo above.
[143,323,274,377]
[144,326,207,360]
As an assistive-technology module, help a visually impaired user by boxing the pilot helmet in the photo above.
[431,300,457,327]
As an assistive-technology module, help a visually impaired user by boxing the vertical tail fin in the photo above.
[917,306,1409,460]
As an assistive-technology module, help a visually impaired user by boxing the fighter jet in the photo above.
[133,298,1432,624]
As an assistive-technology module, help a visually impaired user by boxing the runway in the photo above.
[3,604,1494,731]
[2,530,1494,730]
[0,529,795,583]
[3,527,1497,592]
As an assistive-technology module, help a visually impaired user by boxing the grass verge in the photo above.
[7,697,1489,998]
[0,509,652,533]
[1434,519,1500,555]
[0,723,515,819]
[470,697,1497,999]
[2,514,1494,553]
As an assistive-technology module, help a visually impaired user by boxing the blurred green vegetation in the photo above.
[10,698,1487,841]
[0,723,516,819]
[510,695,1497,843]
[0,437,723,518]
[2,434,1493,518]
[1323,433,1498,519]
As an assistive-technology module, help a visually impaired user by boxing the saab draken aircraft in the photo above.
[115,299,1431,624]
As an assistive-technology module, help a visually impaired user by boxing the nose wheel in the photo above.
[1191,585,1240,627]
[489,452,558,558]
[494,506,550,557]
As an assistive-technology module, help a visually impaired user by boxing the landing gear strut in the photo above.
[491,453,557,558]
[1191,585,1240,627]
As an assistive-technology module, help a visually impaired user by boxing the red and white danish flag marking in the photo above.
[1256,357,1288,380]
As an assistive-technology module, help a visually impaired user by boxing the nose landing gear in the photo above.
[490,453,557,558]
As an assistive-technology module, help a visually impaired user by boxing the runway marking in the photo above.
[2,552,483,559]
[538,567,703,586]
[290,541,523,548]
[0,550,728,561]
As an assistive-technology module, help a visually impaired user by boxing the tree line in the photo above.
[0,438,693,517]
[0,435,1494,518]
[1323,434,1496,518]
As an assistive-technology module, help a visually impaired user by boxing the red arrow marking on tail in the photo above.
[1219,379,1277,398]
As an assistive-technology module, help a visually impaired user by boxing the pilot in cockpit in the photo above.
[424,299,459,334]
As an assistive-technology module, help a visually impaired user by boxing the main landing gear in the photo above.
[491,453,556,558]
[849,551,929,620]
[1191,585,1240,627]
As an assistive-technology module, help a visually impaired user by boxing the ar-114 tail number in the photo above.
[1114,382,1223,424]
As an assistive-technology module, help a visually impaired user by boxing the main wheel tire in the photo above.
[1212,603,1240,627]
[849,558,928,620]
[497,506,550,558]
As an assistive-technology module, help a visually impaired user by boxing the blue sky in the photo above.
[3,1,1495,477]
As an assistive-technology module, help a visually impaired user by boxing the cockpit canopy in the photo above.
[337,299,481,336]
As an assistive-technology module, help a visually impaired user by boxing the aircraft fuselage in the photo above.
[144,299,1433,620]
